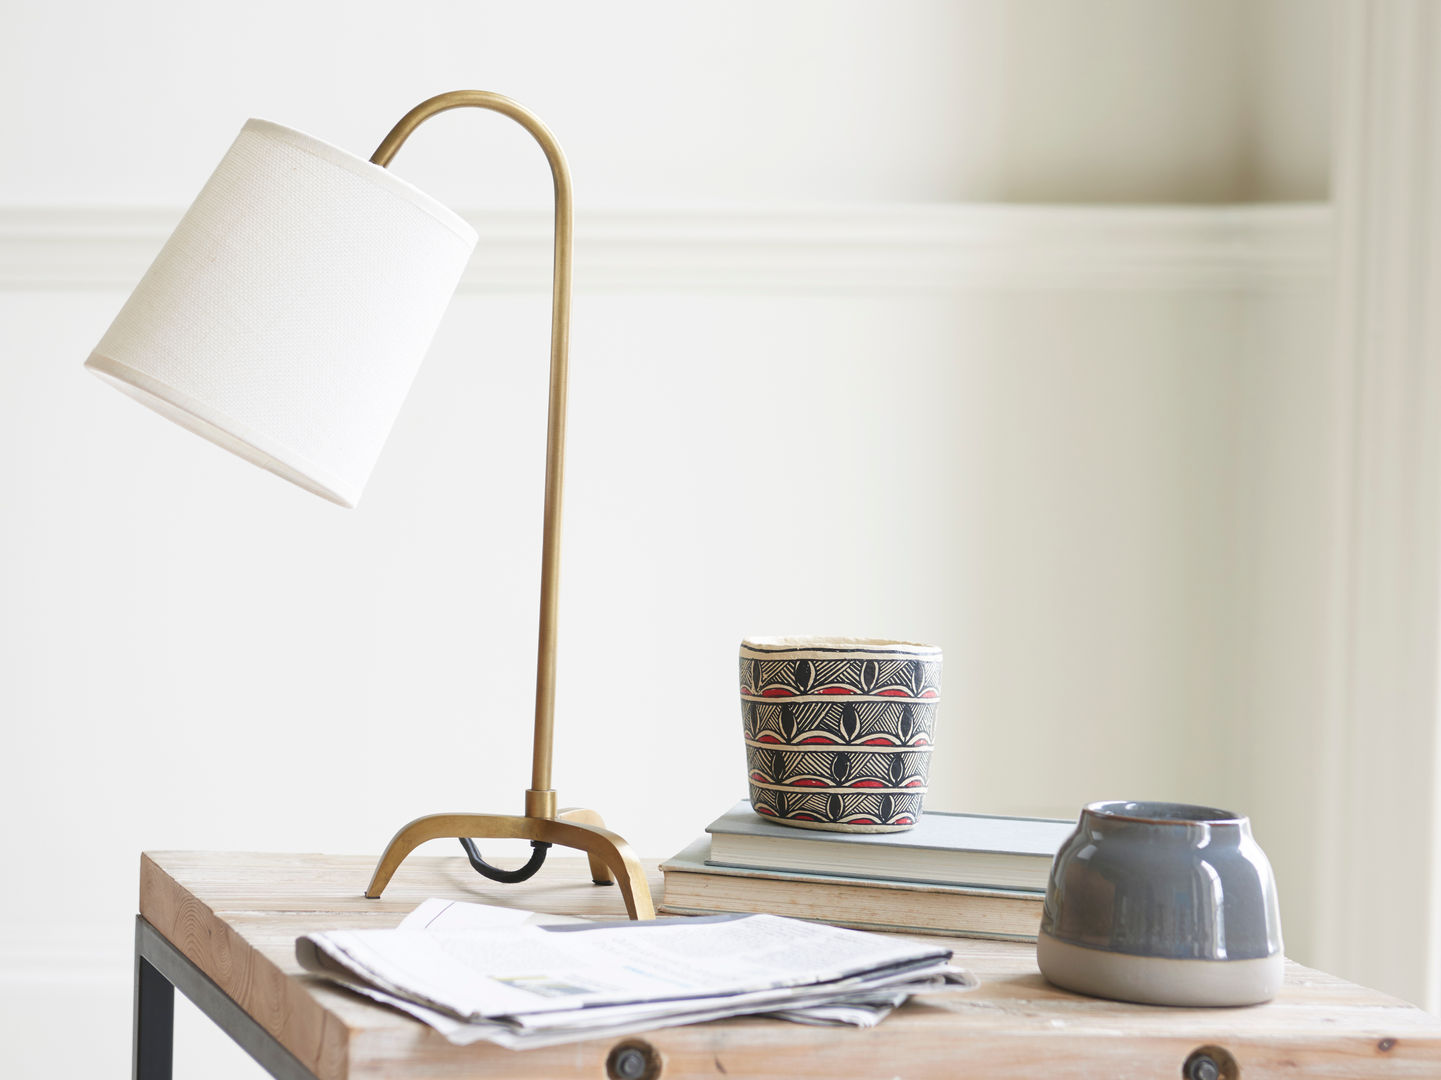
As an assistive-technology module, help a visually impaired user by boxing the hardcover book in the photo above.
[705,800,1074,892]
[660,839,1045,941]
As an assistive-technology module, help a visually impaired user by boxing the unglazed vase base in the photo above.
[1037,931,1284,1007]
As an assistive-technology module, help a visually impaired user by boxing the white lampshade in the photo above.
[86,119,478,508]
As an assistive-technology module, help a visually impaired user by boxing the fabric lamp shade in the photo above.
[86,119,478,508]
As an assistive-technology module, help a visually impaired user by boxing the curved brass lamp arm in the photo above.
[371,91,570,809]
[362,92,650,917]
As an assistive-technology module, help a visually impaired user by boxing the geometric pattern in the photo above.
[737,655,941,702]
[742,699,937,747]
[745,746,933,789]
[738,640,942,831]
[748,789,927,830]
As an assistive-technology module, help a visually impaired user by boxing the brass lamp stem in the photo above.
[372,91,569,808]
[362,92,653,918]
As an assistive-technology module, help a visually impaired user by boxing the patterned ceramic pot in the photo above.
[739,637,942,832]
[1037,801,1284,1006]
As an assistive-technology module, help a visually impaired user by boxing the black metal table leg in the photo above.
[132,916,317,1080]
[134,932,175,1080]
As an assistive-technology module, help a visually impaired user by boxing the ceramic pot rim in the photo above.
[742,636,941,654]
[1083,800,1247,826]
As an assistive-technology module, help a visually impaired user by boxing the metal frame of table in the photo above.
[134,916,314,1080]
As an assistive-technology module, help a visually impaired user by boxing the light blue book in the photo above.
[705,800,1074,892]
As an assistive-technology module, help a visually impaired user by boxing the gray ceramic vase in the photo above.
[1037,801,1284,1007]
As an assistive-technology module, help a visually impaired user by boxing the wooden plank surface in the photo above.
[139,851,1441,1080]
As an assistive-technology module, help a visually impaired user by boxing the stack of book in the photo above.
[660,801,1076,941]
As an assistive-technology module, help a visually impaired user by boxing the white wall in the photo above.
[0,3,1362,1078]
[0,0,1327,207]
[1324,0,1441,1011]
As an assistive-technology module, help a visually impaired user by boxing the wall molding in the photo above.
[0,203,1329,294]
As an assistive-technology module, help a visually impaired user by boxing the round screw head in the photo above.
[1186,1054,1221,1080]
[1183,1044,1237,1080]
[614,1049,646,1080]
[606,1040,661,1080]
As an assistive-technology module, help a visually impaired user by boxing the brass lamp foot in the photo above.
[365,808,655,920]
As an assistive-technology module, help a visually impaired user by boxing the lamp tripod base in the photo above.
[365,806,656,919]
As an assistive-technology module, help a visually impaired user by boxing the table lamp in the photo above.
[84,90,654,919]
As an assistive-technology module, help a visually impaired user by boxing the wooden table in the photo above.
[136,851,1441,1079]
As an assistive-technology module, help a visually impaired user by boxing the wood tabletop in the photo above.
[139,851,1441,1080]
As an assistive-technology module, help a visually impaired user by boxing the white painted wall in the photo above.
[1323,0,1441,1012]
[1,2,1382,1078]
[0,0,1328,207]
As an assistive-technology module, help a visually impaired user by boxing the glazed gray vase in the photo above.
[1037,801,1284,1007]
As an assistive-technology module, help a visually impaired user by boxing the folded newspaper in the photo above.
[296,899,976,1049]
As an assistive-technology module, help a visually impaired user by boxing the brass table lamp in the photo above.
[85,91,654,919]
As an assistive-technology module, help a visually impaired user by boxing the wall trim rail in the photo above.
[0,203,1329,294]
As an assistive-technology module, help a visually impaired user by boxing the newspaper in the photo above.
[297,899,976,1049]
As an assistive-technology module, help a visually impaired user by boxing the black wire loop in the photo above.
[459,838,552,883]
